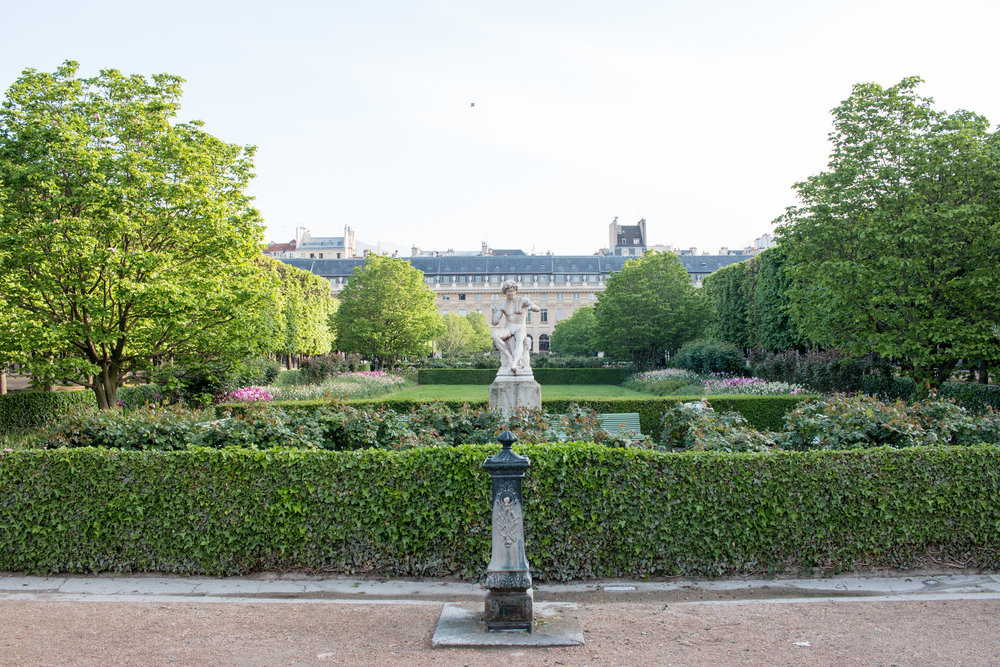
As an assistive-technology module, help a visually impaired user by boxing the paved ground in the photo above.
[2,572,999,665]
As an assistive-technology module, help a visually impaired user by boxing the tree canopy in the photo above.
[0,61,267,408]
[777,77,1000,391]
[593,251,706,369]
[333,254,443,369]
[550,305,598,356]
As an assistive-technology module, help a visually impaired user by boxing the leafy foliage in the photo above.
[777,77,1000,392]
[594,251,706,369]
[780,394,1000,450]
[333,254,444,370]
[659,401,775,452]
[550,306,598,356]
[3,444,999,577]
[0,61,268,409]
[0,391,95,433]
[674,340,747,375]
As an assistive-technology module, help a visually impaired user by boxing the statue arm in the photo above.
[524,297,541,312]
[490,304,503,326]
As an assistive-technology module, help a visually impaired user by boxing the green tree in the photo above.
[260,258,338,364]
[701,261,750,349]
[748,245,802,351]
[778,77,1000,392]
[0,61,267,408]
[464,312,494,354]
[334,254,443,369]
[550,305,598,356]
[593,251,707,369]
[435,314,477,357]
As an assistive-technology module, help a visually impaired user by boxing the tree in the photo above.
[701,261,750,350]
[0,61,268,408]
[777,77,1000,392]
[435,314,477,357]
[259,258,338,365]
[333,254,443,369]
[593,251,707,369]
[550,305,598,356]
[464,312,494,354]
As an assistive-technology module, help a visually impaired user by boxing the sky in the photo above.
[3,0,1000,255]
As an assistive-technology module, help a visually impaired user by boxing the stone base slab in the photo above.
[431,602,584,647]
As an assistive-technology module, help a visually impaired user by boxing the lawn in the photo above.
[385,384,646,401]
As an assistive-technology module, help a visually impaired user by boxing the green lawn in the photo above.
[385,384,646,401]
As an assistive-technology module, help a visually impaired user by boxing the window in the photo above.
[458,293,466,301]
[458,309,466,315]
[573,293,580,300]
[538,334,550,352]
[309,253,315,258]
[441,294,450,301]
[540,309,548,322]
[526,311,531,323]
[556,293,564,301]
[555,275,566,283]
[318,253,324,259]
[556,308,565,321]
[474,293,482,300]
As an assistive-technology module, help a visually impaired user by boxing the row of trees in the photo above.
[700,77,1000,392]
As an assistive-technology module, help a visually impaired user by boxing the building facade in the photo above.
[279,252,747,353]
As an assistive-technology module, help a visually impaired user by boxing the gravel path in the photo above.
[2,598,997,665]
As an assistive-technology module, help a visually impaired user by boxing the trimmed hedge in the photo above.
[2,444,998,578]
[0,391,95,433]
[218,395,814,435]
[940,382,1000,412]
[415,368,630,385]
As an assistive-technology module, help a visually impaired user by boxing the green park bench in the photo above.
[599,412,642,436]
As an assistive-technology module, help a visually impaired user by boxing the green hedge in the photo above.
[2,444,998,578]
[415,368,630,385]
[0,391,95,433]
[219,395,812,435]
[939,382,1000,412]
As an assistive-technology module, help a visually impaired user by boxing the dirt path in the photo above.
[2,598,997,666]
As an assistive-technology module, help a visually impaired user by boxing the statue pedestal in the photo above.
[489,374,542,413]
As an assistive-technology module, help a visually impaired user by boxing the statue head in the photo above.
[500,279,519,295]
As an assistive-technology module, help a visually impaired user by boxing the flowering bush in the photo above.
[246,372,406,402]
[623,368,700,395]
[699,375,807,396]
[220,387,274,403]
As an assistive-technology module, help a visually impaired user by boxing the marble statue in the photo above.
[490,280,540,376]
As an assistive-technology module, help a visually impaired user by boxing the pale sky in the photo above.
[3,1,999,255]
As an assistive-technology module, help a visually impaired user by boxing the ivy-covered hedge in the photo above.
[0,391,95,433]
[220,395,812,435]
[2,444,998,578]
[415,368,630,385]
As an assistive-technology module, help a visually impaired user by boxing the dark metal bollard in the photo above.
[482,430,533,632]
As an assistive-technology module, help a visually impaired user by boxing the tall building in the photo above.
[279,243,747,353]
[607,217,647,256]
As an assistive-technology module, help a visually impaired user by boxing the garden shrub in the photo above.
[748,349,899,395]
[623,369,699,395]
[46,402,625,452]
[779,394,1000,450]
[659,401,775,452]
[674,340,747,375]
[221,395,813,436]
[2,444,999,578]
[299,353,369,383]
[0,391,95,433]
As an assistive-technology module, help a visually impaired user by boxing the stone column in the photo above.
[482,430,533,632]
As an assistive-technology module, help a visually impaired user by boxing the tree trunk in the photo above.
[0,370,5,395]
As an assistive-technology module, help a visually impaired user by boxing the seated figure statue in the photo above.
[490,280,541,376]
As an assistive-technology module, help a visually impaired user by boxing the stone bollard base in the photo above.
[484,588,533,632]
[488,375,542,413]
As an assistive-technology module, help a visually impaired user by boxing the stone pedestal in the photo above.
[488,374,542,414]
[482,431,532,632]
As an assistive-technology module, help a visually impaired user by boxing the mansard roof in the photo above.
[279,253,747,278]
